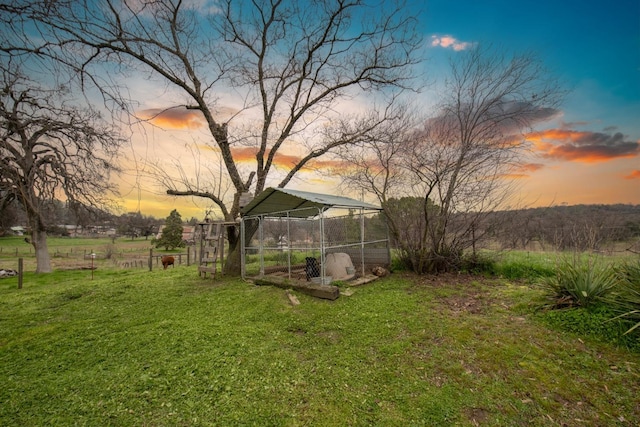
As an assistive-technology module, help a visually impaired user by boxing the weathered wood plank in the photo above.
[286,290,301,306]
[262,263,306,274]
[253,276,340,300]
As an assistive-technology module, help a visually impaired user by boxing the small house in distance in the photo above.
[240,187,390,287]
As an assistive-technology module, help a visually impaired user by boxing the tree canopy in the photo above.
[0,67,123,272]
[340,46,563,273]
[154,209,185,251]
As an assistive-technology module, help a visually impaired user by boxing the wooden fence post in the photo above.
[18,258,23,289]
[149,249,153,271]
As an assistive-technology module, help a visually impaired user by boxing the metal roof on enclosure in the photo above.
[241,187,381,218]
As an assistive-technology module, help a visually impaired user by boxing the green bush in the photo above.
[541,257,617,308]
[460,253,497,275]
[389,251,409,272]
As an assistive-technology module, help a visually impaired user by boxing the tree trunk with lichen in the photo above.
[30,224,52,274]
[223,228,242,276]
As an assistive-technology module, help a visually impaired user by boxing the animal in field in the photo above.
[161,255,175,269]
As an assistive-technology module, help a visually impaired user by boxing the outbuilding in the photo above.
[240,187,390,289]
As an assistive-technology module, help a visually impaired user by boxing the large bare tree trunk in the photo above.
[31,228,52,273]
[223,217,261,276]
[223,227,241,276]
[0,68,122,275]
[223,242,242,276]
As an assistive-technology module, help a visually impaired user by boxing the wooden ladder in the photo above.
[199,222,223,278]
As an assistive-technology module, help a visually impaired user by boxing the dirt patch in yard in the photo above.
[406,272,500,315]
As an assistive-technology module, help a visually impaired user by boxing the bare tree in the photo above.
[341,46,564,273]
[1,0,422,274]
[0,67,123,272]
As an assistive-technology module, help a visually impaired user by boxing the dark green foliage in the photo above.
[495,259,556,280]
[389,252,408,272]
[609,260,640,336]
[539,304,639,350]
[153,209,185,250]
[535,256,639,346]
[540,257,618,308]
[459,253,498,275]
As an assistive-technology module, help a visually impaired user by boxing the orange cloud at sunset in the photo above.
[502,163,546,179]
[273,152,307,168]
[139,108,206,129]
[624,170,640,180]
[229,146,353,173]
[233,147,311,169]
[230,147,258,163]
[307,157,353,171]
[519,163,545,173]
[526,128,640,163]
[229,147,308,169]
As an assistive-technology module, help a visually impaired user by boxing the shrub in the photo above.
[389,253,408,272]
[541,257,617,308]
[103,243,115,260]
[154,209,185,250]
[460,253,497,276]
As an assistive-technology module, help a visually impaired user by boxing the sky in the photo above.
[117,0,640,219]
[419,0,640,208]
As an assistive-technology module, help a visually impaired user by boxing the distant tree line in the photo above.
[0,197,202,242]
[487,204,640,252]
[0,198,116,236]
[381,200,640,260]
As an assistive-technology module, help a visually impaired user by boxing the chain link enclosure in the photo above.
[241,203,389,284]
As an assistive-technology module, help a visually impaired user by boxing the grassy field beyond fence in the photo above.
[0,263,638,426]
[0,236,197,272]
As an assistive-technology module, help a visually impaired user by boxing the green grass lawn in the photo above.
[0,266,638,426]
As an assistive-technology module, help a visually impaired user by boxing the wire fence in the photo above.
[242,207,390,283]
[0,245,199,272]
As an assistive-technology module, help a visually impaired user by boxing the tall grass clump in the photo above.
[541,256,618,308]
[609,260,640,336]
[536,256,639,349]
[493,251,556,280]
